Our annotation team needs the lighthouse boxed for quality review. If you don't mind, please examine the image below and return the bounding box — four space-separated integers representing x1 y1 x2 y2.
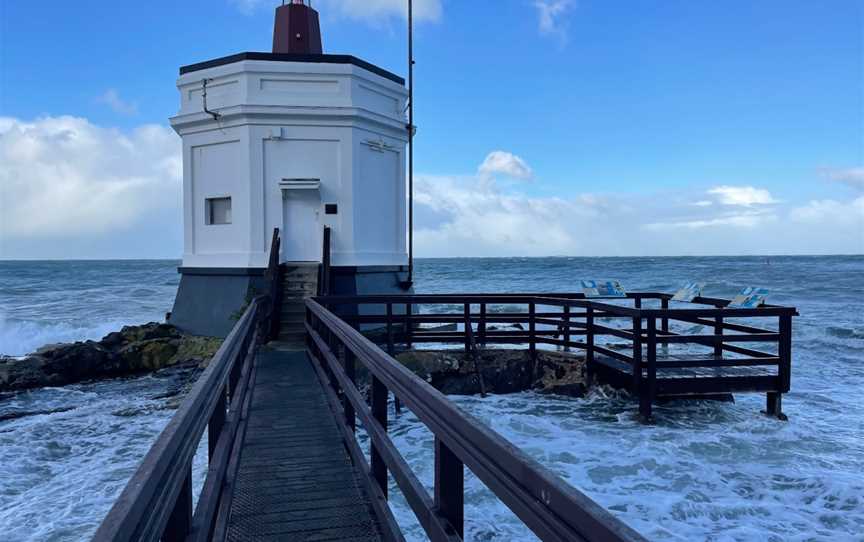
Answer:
168 1 411 337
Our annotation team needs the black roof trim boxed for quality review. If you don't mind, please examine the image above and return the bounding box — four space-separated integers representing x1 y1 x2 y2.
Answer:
179 52 405 85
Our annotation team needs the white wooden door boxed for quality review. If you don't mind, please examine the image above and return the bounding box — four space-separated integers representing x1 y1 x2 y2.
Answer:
282 190 321 262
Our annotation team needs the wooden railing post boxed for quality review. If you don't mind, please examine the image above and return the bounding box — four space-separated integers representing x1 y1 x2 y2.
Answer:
386 303 394 356
344 348 356 432
714 314 723 358
320 226 331 296
463 303 471 354
208 387 227 459
528 302 536 376
640 317 656 422
406 302 413 349
371 376 388 499
768 313 793 420
434 437 464 538
661 297 669 347
563 304 571 351
479 303 487 346
779 314 792 392
163 468 193 542
632 315 643 393
586 305 595 385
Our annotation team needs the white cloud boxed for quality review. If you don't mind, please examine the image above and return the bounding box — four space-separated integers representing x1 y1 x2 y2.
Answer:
644 210 774 231
232 0 442 22
0 116 180 241
414 161 863 257
229 0 264 15
790 197 864 225
534 0 574 42
707 185 778 206
478 150 533 181
821 167 864 191
97 89 138 116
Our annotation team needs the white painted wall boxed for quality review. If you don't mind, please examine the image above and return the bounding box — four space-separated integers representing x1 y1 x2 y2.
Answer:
171 60 408 268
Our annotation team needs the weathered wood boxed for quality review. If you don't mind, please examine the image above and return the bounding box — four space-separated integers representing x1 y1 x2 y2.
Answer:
307 325 453 541
529 302 537 377
371 375 389 499
163 469 192 542
386 303 394 356
307 299 648 542
208 387 227 460
640 318 657 422
94 301 261 542
779 314 792 392
435 437 464 538
344 348 357 432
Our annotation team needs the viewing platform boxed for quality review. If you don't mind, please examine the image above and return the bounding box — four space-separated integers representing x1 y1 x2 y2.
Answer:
323 291 797 420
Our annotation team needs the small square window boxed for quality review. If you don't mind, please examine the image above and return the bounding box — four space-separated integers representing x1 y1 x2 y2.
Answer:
206 197 232 225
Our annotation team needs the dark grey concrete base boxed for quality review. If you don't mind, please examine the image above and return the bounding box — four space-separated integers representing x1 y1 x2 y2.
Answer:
329 266 413 323
169 265 411 338
168 267 269 337
330 265 412 297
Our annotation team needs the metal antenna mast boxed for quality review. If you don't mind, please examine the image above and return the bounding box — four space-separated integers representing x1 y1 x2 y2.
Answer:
407 0 415 286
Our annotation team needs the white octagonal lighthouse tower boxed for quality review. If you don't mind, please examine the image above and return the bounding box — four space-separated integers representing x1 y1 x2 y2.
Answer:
169 1 411 336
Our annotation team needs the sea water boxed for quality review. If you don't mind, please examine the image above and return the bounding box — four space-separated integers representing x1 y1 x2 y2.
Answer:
1 256 862 540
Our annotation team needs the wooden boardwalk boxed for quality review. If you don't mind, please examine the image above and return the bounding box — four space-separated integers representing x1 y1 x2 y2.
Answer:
225 348 384 542
94 237 649 542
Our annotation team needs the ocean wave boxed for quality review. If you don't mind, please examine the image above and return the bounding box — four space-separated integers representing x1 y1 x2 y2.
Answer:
0 313 160 357
825 326 864 340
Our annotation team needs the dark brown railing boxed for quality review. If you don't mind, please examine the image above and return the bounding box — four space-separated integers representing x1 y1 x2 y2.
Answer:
313 293 797 420
305 298 649 542
93 231 283 542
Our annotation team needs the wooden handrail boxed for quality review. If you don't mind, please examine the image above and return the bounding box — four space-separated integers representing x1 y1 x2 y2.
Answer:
305 298 648 542
93 298 269 541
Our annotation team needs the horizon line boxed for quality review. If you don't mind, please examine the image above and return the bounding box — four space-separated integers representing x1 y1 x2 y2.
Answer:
0 253 861 263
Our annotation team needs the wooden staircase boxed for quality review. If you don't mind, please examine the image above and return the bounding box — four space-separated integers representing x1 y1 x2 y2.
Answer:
278 264 319 343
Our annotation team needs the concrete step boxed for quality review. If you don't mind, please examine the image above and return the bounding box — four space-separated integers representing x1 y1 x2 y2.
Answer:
282 274 317 281
279 312 305 323
280 321 305 332
282 286 317 294
279 333 306 344
282 278 317 285
282 290 316 299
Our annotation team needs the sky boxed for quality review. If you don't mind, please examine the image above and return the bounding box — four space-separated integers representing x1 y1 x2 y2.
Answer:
0 0 862 259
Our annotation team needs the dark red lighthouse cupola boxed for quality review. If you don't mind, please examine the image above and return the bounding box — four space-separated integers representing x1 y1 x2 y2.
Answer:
273 0 323 54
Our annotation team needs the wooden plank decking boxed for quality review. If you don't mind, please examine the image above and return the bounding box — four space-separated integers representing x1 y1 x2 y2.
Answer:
225 348 384 542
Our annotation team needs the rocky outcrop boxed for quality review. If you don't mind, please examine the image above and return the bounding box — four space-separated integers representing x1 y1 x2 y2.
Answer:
395 349 587 397
0 323 222 392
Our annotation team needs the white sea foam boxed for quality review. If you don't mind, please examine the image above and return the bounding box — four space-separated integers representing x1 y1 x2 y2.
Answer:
377 391 864 541
1 256 863 540
0 311 146 357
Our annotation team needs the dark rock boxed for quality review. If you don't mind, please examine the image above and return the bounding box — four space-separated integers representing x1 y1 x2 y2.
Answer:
0 323 222 393
395 349 587 397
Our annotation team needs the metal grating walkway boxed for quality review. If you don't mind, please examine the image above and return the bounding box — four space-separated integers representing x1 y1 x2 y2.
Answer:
226 349 383 542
